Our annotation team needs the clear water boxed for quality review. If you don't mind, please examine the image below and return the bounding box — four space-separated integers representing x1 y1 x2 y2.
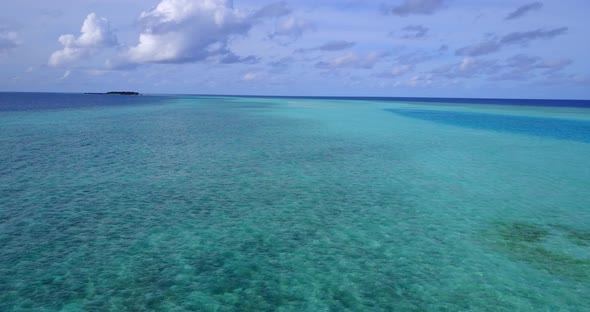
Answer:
1 93 589 311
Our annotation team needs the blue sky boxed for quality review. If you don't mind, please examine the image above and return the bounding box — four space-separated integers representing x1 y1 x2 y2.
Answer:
1 0 589 99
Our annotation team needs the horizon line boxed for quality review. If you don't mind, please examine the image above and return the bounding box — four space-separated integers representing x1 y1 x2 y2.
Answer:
1 91 590 102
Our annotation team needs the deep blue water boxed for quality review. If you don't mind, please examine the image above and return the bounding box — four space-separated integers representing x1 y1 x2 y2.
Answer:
0 92 169 112
386 109 590 143
193 94 590 108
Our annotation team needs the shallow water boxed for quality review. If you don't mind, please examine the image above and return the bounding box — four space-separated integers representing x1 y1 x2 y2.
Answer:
1 94 589 311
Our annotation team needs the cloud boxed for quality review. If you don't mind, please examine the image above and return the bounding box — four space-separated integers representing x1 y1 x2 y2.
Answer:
374 50 438 82
456 27 568 57
58 70 71 80
317 40 356 51
268 56 293 69
500 27 568 45
569 74 590 85
494 54 572 81
538 73 590 86
269 16 315 39
537 58 573 71
426 53 573 84
251 1 291 19
209 52 259 64
377 64 414 78
430 57 500 79
394 25 428 38
315 51 389 69
505 2 543 20
455 39 501 57
241 72 259 81
267 56 298 73
49 13 117 67
118 0 289 66
394 49 439 66
383 0 447 16
297 40 356 53
402 74 435 87
0 26 20 55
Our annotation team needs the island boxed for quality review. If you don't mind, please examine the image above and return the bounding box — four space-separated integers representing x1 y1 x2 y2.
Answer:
85 91 141 95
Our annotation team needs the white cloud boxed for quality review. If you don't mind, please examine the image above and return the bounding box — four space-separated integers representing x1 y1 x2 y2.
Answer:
118 0 289 66
49 13 117 67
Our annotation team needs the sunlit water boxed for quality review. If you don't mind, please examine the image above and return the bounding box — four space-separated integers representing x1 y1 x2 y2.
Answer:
1 93 589 311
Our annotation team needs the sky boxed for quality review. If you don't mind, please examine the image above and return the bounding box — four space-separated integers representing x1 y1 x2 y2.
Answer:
1 0 589 99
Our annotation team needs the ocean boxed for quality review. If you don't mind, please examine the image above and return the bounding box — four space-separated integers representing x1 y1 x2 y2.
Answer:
1 93 589 311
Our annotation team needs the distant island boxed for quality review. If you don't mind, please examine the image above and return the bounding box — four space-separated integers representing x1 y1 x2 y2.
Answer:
85 91 141 96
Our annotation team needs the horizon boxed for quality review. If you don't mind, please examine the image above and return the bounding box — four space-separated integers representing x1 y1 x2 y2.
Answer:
1 0 589 99
3 91 590 102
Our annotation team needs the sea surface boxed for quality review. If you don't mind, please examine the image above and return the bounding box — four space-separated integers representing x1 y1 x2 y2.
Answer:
1 93 589 311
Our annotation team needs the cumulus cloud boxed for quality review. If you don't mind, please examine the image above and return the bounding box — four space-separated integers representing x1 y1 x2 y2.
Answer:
315 51 389 69
49 13 117 67
505 2 543 20
269 16 315 39
117 0 289 66
383 0 447 16
0 26 20 55
456 27 568 57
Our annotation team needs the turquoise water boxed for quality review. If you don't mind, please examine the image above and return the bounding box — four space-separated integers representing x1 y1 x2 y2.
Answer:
1 94 589 311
